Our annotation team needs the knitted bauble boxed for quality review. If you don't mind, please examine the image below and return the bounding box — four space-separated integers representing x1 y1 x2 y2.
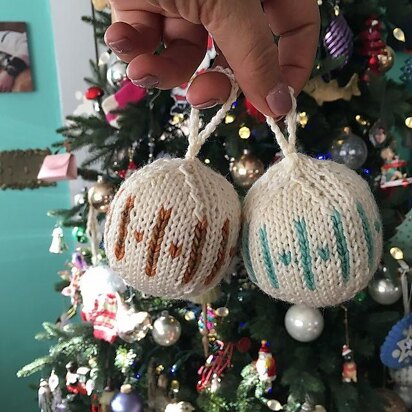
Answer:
242 97 382 307
104 68 241 299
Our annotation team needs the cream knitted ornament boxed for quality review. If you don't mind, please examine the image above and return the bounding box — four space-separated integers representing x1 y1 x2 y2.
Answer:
242 93 382 307
104 69 241 299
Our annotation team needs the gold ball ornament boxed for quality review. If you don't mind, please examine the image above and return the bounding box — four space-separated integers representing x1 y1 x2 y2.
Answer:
378 46 395 73
88 178 115 213
376 388 408 412
230 150 265 189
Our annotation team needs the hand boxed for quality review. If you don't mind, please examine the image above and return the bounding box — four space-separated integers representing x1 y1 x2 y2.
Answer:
105 0 320 116
0 71 15 92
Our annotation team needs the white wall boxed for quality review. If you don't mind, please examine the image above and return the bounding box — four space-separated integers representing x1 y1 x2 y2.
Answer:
49 0 96 117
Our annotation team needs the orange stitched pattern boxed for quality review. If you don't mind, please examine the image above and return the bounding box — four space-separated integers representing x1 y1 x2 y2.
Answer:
169 242 183 259
182 217 208 284
115 195 135 261
204 219 230 286
134 231 144 243
145 206 172 277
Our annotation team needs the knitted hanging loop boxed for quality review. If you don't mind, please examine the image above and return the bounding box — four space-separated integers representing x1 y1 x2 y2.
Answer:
242 94 382 307
104 68 241 300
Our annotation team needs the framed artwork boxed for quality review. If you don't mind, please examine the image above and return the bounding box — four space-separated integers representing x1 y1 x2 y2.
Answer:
0 22 33 93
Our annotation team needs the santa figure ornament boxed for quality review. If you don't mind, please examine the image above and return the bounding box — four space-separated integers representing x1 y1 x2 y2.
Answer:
256 340 277 388
342 345 357 383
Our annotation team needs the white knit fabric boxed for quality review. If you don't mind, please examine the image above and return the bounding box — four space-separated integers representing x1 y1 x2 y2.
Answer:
390 367 412 386
104 68 241 299
242 92 382 307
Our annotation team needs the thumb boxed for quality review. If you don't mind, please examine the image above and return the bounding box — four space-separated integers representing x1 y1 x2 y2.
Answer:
201 0 291 117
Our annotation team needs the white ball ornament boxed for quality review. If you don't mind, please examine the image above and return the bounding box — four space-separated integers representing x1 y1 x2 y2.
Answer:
284 304 324 342
242 98 382 307
152 311 181 346
105 69 241 300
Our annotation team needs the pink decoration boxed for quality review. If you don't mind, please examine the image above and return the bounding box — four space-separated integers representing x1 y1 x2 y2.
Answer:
37 153 77 182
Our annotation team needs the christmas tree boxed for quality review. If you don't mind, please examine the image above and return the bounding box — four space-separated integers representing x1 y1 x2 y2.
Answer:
18 1 412 412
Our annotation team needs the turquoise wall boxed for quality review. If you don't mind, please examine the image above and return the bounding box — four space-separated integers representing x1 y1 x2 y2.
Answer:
0 0 69 410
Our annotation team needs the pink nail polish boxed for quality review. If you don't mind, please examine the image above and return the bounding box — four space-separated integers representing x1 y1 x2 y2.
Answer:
108 39 132 54
266 83 292 116
131 76 159 88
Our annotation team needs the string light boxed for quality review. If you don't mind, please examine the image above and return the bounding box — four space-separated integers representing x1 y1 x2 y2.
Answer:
170 379 180 393
155 364 164 374
184 310 196 321
171 113 184 125
239 126 251 139
393 27 406 42
405 117 412 128
390 247 404 260
204 158 211 164
298 112 309 127
355 114 370 127
225 114 235 124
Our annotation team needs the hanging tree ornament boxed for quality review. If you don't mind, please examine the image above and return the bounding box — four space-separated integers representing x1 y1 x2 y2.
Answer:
368 265 402 305
284 305 324 342
400 58 412 86
330 127 368 169
255 340 277 391
110 384 144 412
88 177 115 214
369 119 388 147
242 93 382 307
107 54 128 88
230 149 265 189
341 307 358 383
104 68 241 300
49 226 68 254
165 401 195 412
85 86 104 100
377 46 395 73
152 311 182 346
323 10 353 67
116 300 152 343
72 226 88 244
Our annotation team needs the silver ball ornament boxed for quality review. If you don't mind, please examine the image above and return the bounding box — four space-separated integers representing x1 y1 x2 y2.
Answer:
88 178 115 213
285 304 324 342
368 271 402 305
330 129 368 169
230 150 264 189
394 384 412 409
152 311 181 346
107 57 128 88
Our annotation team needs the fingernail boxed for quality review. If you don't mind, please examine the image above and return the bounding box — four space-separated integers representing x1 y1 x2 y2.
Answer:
131 75 159 88
108 39 132 54
192 99 218 109
266 83 292 116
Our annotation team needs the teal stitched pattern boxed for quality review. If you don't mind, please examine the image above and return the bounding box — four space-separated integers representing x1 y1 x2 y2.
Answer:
294 218 316 291
317 246 330 262
331 210 350 282
242 224 258 284
374 220 381 233
357 202 374 268
259 225 279 289
279 251 292 266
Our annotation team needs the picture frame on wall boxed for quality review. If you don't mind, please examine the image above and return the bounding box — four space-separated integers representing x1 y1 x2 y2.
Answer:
0 22 33 92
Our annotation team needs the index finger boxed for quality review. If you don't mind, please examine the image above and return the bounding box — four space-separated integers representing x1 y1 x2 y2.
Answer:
263 0 320 93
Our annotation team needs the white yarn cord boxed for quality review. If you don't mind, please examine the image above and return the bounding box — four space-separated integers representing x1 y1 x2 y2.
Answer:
185 67 239 160
266 88 298 161
87 206 100 265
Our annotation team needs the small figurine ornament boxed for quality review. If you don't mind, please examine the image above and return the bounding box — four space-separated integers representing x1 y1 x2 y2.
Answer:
65 361 88 395
380 146 412 188
342 345 357 383
38 379 53 412
303 73 360 106
49 226 67 254
256 340 277 385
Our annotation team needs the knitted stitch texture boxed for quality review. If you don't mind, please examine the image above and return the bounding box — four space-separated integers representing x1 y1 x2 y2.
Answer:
105 67 241 299
242 93 382 307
